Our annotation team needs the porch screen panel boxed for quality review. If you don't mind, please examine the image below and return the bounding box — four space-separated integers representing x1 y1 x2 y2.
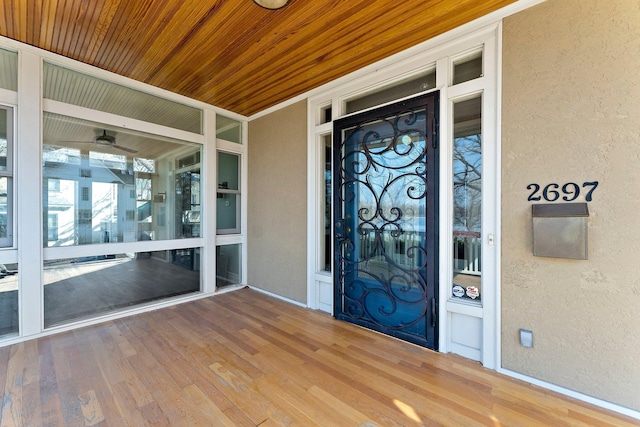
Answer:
44 249 200 328
43 113 202 246
43 62 202 134
0 49 17 91
42 111 204 328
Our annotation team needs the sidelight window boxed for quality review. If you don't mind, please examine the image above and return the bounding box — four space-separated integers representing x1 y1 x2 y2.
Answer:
320 134 332 272
451 95 482 303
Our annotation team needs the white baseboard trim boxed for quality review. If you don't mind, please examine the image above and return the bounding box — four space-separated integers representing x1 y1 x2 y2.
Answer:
248 286 308 308
499 368 640 421
214 284 246 294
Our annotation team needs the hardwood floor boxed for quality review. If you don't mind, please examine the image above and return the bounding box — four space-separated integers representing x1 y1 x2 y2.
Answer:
0 288 636 426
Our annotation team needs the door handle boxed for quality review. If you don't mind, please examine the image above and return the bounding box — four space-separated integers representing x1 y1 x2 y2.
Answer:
431 297 437 328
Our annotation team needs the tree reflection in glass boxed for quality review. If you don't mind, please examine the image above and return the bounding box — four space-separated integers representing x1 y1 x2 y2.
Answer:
452 96 482 302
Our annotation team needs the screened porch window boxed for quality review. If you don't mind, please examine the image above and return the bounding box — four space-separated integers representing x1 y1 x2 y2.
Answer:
42 113 202 247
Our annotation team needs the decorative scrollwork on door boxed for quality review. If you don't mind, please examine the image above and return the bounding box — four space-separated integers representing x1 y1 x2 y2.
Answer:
334 92 438 348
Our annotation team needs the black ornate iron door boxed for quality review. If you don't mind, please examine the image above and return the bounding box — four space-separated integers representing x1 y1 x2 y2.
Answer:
333 92 439 349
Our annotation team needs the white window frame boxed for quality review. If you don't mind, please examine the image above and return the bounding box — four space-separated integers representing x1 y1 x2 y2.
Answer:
0 38 250 345
214 130 249 289
307 24 501 369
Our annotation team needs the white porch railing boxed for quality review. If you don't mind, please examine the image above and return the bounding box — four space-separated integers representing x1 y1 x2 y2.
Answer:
356 228 482 275
358 228 421 270
453 234 481 275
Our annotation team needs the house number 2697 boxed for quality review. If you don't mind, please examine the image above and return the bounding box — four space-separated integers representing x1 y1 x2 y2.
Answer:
527 181 599 202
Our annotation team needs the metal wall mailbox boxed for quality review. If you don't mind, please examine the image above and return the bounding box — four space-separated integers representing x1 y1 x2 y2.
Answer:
532 203 589 260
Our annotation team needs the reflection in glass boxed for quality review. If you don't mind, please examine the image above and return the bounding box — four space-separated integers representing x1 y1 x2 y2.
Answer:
90 151 126 169
345 69 436 114
216 244 241 288
336 105 435 341
43 250 200 327
348 124 427 276
0 263 18 337
217 152 240 234
42 113 202 246
0 107 13 248
0 177 9 243
453 52 483 85
0 48 18 92
176 171 201 238
452 96 482 302
0 108 8 172
216 115 242 144
322 134 331 272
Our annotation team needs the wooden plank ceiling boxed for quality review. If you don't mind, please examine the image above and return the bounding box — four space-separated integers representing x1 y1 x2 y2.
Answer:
0 0 516 117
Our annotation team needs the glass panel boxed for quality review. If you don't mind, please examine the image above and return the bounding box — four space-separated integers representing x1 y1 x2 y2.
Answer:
43 146 81 164
320 105 332 124
217 152 240 234
0 49 18 91
0 263 18 337
0 107 13 248
0 108 9 172
216 115 242 144
453 52 483 85
216 244 241 288
43 250 200 327
335 93 439 347
217 152 239 190
175 171 200 238
452 96 482 303
43 63 202 134
90 151 126 169
0 178 8 245
134 157 155 173
321 134 331 272
43 112 202 246
216 194 239 231
345 69 436 114
136 177 152 201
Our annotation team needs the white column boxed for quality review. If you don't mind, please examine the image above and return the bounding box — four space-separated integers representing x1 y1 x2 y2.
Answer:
240 119 248 286
202 109 217 293
17 51 43 336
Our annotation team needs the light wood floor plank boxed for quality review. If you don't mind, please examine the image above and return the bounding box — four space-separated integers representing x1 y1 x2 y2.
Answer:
37 337 65 427
0 288 637 426
1 343 28 427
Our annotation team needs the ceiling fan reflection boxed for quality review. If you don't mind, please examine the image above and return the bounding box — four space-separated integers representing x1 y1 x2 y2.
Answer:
60 130 138 153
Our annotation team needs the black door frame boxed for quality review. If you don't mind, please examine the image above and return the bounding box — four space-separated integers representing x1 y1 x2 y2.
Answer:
333 91 439 349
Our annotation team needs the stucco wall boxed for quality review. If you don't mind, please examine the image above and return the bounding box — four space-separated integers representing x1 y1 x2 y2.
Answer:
502 0 640 411
247 100 307 303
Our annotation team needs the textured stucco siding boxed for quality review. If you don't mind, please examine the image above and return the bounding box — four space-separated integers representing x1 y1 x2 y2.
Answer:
502 0 640 411
247 100 308 304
